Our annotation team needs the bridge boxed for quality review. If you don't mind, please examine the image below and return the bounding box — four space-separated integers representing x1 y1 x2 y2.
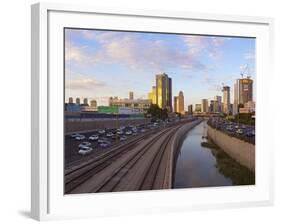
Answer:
64 119 201 194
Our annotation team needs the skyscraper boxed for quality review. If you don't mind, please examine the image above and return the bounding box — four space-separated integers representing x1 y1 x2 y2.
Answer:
214 95 222 112
174 96 179 113
90 99 97 108
156 73 172 111
188 104 193 115
178 91 184 114
83 98 88 105
148 86 157 104
76 97 80 105
209 100 215 113
129 91 134 100
69 97 73 104
202 99 209 113
223 86 230 114
234 77 253 105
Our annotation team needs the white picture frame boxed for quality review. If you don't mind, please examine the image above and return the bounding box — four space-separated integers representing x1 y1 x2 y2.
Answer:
31 2 274 221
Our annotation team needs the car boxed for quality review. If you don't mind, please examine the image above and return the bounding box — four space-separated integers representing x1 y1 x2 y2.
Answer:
79 142 91 148
98 129 105 134
132 132 137 136
106 132 113 137
120 136 127 141
140 129 146 133
75 135 85 141
117 131 123 135
132 128 138 133
125 131 132 135
98 137 108 143
78 146 93 155
246 130 255 137
111 135 119 140
89 135 99 141
100 142 110 148
236 129 244 134
70 133 80 138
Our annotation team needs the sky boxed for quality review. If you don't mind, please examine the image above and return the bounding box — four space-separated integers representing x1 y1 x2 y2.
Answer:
65 28 256 109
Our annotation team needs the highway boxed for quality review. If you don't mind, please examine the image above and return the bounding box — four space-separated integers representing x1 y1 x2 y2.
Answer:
64 119 200 194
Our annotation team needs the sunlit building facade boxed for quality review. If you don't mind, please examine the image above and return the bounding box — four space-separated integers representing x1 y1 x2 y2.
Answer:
156 73 172 111
223 86 230 114
234 77 253 105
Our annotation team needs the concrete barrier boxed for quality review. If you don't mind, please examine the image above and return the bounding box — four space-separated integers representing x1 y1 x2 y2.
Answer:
163 119 202 188
207 125 255 172
65 118 150 134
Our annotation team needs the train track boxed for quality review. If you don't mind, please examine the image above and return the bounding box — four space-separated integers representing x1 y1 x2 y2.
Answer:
65 120 196 194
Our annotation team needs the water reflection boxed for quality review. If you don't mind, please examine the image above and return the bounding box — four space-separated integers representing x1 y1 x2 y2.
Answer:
173 120 233 188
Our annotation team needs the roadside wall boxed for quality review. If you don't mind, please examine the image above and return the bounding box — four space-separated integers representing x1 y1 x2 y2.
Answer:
65 118 150 134
207 125 255 172
163 119 202 189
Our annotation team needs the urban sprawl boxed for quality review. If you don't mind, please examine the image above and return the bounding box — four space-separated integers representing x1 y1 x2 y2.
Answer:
65 72 255 119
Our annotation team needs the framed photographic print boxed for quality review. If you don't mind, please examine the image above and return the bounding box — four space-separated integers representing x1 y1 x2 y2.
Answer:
31 2 274 221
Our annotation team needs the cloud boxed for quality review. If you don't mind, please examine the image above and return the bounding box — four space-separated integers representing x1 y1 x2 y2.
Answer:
183 35 229 61
65 78 105 90
244 52 255 60
65 41 85 62
65 30 216 72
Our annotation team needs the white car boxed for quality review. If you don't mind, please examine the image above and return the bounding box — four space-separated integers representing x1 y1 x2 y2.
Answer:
106 132 113 137
120 136 127 141
117 131 123 135
78 146 93 155
236 129 243 134
98 130 105 134
125 131 132 135
99 142 110 148
79 142 91 148
70 133 80 138
75 135 85 141
89 135 99 141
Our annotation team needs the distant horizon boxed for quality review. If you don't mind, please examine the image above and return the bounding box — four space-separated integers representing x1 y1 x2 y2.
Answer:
65 28 256 110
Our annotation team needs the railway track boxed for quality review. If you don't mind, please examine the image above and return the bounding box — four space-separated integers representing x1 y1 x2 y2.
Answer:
65 120 197 194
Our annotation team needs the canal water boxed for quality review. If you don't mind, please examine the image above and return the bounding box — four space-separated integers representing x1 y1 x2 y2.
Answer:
173 120 233 189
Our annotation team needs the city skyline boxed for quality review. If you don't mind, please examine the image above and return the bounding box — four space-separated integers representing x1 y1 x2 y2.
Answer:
65 28 256 108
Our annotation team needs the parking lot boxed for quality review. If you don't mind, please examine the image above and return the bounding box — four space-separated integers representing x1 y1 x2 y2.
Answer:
64 120 169 167
207 117 255 144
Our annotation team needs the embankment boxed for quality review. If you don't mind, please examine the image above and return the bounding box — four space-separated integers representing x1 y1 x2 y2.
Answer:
163 119 203 188
207 125 255 172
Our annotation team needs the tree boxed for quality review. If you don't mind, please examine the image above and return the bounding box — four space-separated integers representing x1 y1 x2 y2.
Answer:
147 104 168 120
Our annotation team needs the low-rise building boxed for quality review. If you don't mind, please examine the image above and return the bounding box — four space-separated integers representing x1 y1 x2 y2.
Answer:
108 97 151 113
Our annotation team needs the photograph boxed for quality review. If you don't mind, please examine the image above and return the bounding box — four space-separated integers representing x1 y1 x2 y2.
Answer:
64 28 256 194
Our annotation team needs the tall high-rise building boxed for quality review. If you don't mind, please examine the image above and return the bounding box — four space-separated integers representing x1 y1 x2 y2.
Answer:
209 100 215 113
214 95 222 112
152 86 156 104
178 91 184 114
174 96 179 113
90 99 97 108
129 91 134 100
202 99 208 113
83 98 88 105
223 86 230 114
69 97 73 104
188 104 193 115
148 86 157 104
156 73 172 111
168 78 172 111
234 77 253 105
76 97 80 105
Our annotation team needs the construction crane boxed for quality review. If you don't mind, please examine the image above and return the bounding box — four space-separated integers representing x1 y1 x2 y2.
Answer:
240 64 251 79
